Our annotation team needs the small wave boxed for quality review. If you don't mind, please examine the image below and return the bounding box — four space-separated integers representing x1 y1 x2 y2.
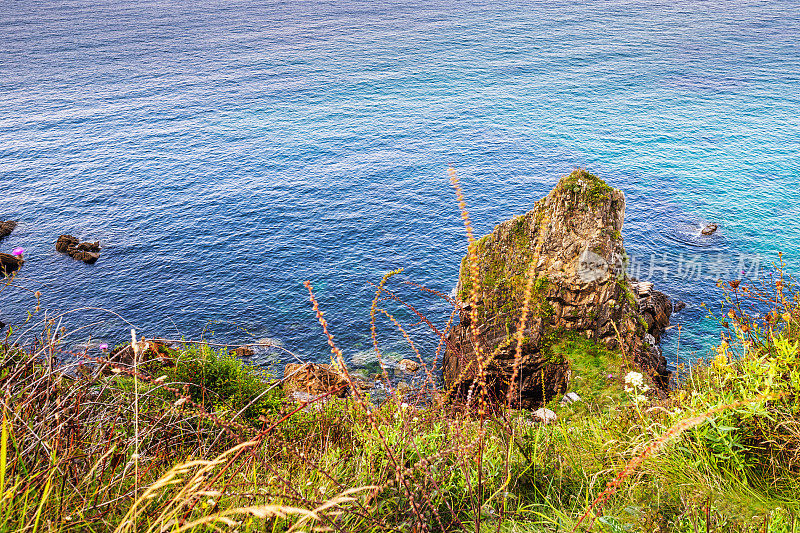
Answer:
660 220 724 251
350 348 378 366
254 336 284 349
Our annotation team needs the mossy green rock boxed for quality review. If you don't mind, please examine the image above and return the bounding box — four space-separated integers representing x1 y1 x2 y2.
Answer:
443 170 670 408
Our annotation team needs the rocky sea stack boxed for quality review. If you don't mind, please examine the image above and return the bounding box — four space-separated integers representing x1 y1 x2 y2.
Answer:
443 170 672 409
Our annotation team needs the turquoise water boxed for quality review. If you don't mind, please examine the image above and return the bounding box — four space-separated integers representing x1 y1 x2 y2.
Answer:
1 0 799 370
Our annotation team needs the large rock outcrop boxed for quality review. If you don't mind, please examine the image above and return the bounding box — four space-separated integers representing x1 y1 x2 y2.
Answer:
443 170 670 409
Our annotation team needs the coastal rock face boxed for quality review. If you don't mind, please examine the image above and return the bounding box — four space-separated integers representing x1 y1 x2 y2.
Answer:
443 170 670 409
0 221 17 240
56 235 101 264
0 253 23 276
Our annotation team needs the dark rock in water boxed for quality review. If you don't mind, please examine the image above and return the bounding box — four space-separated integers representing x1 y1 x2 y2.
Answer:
55 235 78 253
72 250 100 264
0 253 23 276
0 221 17 240
234 346 254 358
673 300 687 312
56 235 101 264
76 241 101 252
443 169 672 409
701 223 718 236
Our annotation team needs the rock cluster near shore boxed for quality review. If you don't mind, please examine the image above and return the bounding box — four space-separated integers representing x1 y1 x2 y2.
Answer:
56 234 101 264
0 221 22 275
443 170 672 409
1 222 104 276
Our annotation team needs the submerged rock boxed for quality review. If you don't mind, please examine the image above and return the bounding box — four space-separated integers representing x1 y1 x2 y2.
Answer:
0 221 17 240
443 170 671 409
233 346 255 358
395 381 411 395
0 253 23 276
397 358 420 373
56 235 101 264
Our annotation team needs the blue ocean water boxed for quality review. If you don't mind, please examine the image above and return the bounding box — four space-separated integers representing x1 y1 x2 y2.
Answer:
1 0 799 372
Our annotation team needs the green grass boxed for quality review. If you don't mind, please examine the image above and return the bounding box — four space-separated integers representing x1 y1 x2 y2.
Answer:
549 334 629 414
158 344 283 423
557 169 614 207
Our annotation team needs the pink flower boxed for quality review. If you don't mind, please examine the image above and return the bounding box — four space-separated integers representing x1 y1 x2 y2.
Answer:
11 247 24 257
99 343 108 350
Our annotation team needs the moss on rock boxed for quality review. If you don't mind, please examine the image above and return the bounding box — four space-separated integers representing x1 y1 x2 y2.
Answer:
556 169 614 207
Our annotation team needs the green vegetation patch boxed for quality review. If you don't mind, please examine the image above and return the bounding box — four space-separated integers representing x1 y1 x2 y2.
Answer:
144 343 283 423
557 169 614 206
536 330 628 418
559 335 627 408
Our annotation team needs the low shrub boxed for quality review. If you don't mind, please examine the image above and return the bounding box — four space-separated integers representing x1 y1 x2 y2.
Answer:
153 343 283 424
